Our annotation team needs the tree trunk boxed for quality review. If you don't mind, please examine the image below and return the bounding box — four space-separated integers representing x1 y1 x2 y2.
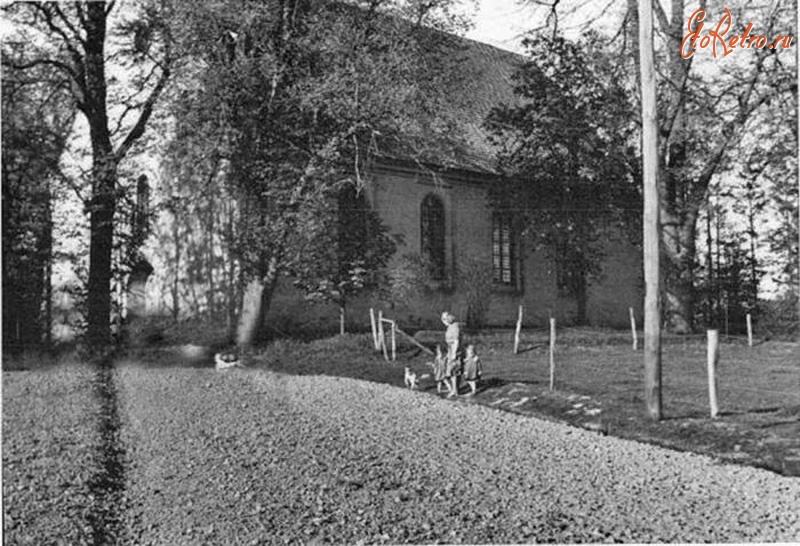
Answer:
42 178 54 349
207 194 216 317
661 212 697 333
172 211 181 321
705 207 714 326
237 258 279 349
575 273 588 325
226 201 238 341
84 2 116 348
86 159 116 347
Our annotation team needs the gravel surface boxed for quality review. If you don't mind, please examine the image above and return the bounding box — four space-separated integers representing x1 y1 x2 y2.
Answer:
3 362 102 545
115 363 800 545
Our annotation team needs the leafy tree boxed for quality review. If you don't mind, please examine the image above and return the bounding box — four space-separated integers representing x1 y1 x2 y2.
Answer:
170 0 474 348
1 56 75 352
456 255 494 329
519 0 796 333
485 34 640 324
2 0 173 348
382 253 438 310
640 0 794 332
292 185 396 335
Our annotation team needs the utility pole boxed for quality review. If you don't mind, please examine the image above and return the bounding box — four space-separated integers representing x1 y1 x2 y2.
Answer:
638 0 662 420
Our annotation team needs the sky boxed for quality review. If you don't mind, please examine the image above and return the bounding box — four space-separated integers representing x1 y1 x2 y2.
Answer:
465 0 621 52
466 0 536 53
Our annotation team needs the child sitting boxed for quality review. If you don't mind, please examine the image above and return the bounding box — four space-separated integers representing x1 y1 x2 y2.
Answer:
462 344 482 396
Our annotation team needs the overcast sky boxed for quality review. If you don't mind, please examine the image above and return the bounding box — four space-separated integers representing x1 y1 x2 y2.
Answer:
466 0 534 53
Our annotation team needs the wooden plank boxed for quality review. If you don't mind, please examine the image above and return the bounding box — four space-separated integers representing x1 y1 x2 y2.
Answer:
514 305 523 354
396 327 435 356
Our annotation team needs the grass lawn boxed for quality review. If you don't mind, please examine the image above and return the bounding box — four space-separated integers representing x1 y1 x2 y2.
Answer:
253 329 800 475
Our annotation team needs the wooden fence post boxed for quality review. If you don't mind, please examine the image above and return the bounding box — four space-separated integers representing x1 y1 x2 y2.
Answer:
369 308 378 350
630 307 638 351
746 313 753 347
391 321 396 361
514 305 523 354
378 311 388 361
549 317 556 391
707 329 720 418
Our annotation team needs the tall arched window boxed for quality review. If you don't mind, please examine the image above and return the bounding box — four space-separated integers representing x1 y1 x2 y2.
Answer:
492 213 516 286
420 194 446 280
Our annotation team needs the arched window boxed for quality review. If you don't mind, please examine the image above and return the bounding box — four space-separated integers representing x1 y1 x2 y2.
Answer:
492 213 516 285
420 194 446 280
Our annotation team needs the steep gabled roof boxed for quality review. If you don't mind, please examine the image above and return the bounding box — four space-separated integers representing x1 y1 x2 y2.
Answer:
445 38 522 174
372 29 524 176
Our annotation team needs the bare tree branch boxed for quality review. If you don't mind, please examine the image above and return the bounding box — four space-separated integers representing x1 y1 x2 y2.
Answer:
114 61 171 161
52 3 85 46
3 57 76 79
653 0 669 32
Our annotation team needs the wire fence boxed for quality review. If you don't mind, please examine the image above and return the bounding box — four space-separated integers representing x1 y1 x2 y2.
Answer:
385 322 800 416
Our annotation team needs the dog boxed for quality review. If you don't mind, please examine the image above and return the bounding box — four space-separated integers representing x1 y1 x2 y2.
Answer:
404 367 419 389
214 352 243 370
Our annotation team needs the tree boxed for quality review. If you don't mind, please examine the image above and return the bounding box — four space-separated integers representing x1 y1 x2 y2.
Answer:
1 53 75 352
485 34 640 324
644 0 795 332
292 184 396 335
517 0 797 333
3 1 172 348
170 0 474 349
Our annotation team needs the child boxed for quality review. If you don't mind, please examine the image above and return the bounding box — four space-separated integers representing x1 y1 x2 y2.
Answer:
462 344 482 396
430 345 447 394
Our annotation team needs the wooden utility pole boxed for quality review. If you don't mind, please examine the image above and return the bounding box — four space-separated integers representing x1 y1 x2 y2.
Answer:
638 0 662 420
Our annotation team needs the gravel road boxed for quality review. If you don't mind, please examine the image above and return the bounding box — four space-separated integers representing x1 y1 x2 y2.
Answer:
114 362 800 545
3 364 102 545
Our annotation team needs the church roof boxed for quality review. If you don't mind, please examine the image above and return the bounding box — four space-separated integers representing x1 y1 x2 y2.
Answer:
374 32 524 176
442 39 522 174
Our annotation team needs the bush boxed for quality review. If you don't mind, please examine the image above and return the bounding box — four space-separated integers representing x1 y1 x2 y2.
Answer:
758 294 799 339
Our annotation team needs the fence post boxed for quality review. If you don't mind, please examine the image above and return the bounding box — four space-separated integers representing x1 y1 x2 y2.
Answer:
378 311 388 361
514 305 523 354
549 317 556 391
391 321 396 361
629 307 638 351
707 329 720 418
746 313 753 347
369 308 378 350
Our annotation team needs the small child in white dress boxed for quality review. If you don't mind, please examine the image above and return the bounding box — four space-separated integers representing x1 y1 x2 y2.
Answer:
429 344 448 394
461 344 481 396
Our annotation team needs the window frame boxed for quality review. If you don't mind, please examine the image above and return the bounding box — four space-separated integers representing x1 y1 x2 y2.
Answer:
492 212 518 288
420 193 446 280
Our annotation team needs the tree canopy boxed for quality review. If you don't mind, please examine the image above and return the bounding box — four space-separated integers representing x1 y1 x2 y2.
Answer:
165 0 474 345
486 33 640 323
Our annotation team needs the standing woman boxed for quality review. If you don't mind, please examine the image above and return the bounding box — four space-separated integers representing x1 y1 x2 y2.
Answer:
441 311 462 397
